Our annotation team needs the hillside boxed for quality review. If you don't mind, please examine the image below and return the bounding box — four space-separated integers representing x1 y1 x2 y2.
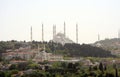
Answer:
93 38 120 55
0 40 115 58
47 42 115 57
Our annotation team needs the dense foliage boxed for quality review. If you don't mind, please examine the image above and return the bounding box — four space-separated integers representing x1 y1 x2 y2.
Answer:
47 42 115 57
0 61 119 77
63 43 115 57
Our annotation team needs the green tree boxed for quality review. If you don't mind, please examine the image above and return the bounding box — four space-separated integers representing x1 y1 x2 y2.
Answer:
99 62 104 72
0 71 5 77
9 64 17 70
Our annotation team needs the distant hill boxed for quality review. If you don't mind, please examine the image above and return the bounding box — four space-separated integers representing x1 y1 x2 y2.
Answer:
93 38 120 55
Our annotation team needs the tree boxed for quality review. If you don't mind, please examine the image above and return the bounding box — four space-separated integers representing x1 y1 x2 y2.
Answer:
99 62 104 72
115 68 118 77
0 71 5 77
9 64 17 70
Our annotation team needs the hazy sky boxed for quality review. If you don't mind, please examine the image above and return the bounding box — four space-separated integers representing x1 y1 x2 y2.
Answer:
0 0 120 44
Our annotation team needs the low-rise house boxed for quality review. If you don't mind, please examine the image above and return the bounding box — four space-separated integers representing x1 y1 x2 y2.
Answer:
10 60 27 64
23 69 35 75
83 59 93 66
2 51 35 60
49 54 63 61
33 50 63 62
3 46 63 62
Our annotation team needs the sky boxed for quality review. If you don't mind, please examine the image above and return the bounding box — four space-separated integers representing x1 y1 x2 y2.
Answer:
0 0 120 44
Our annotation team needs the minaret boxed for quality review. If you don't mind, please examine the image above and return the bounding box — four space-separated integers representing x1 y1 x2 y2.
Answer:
31 26 32 42
41 23 47 61
98 34 100 41
64 22 66 37
53 25 56 39
118 29 120 38
76 24 78 43
42 23 44 42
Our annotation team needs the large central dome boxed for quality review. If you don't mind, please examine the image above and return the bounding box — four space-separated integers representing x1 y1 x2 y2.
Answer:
52 33 74 45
